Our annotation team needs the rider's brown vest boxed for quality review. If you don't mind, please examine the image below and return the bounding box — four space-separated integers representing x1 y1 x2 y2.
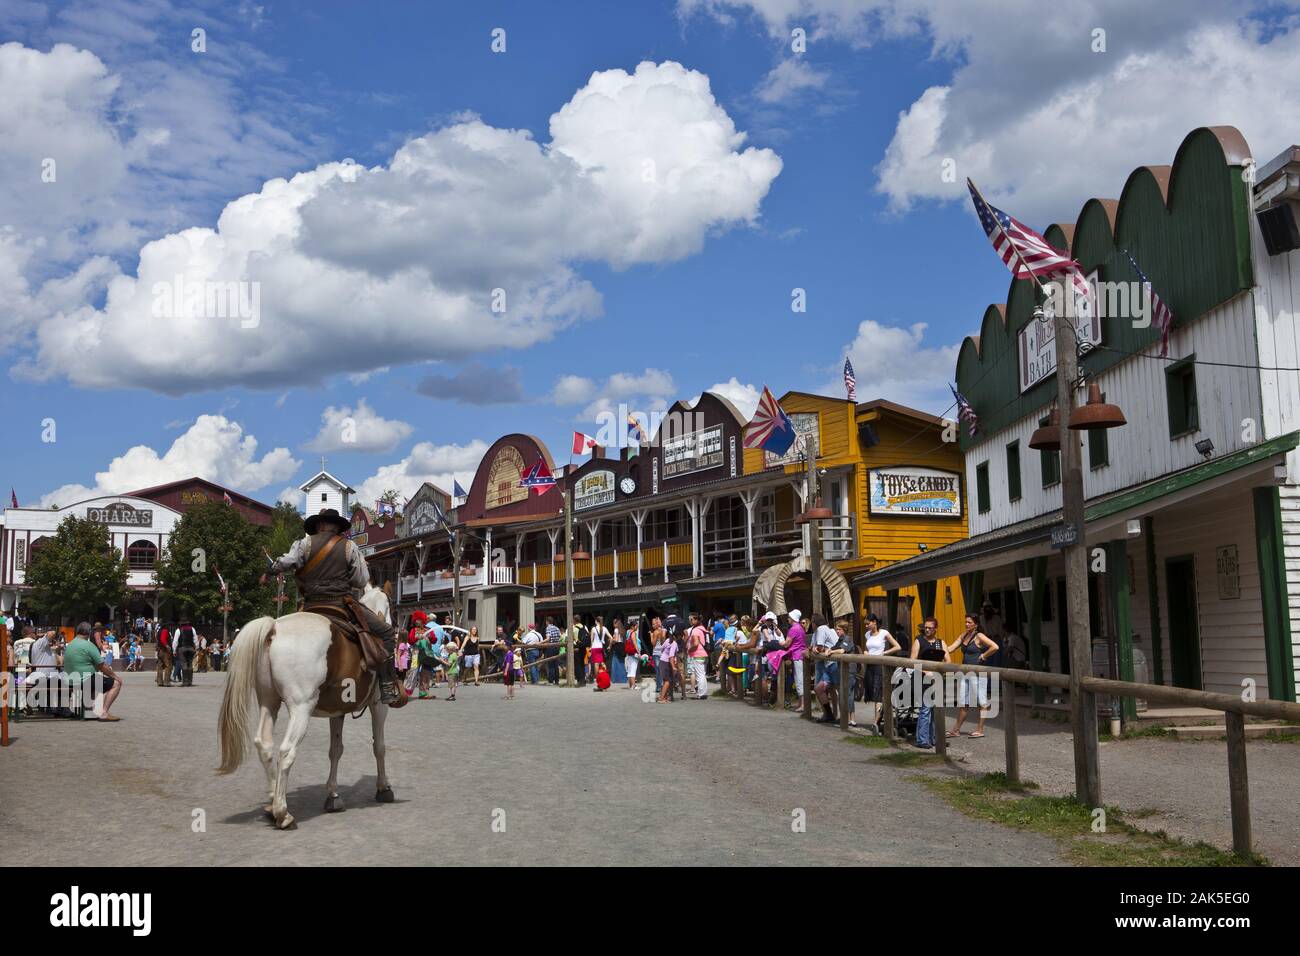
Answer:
295 531 352 601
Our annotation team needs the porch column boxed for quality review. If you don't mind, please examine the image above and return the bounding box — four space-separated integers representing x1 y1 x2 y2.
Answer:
1254 487 1297 702
739 489 758 573
631 510 647 586
483 530 492 587
1015 556 1049 704
699 496 714 575
916 581 938 620
1104 541 1137 722
791 479 809 558
958 570 985 617
885 588 899 635
685 499 701 576
514 533 522 585
546 527 560 595
1143 517 1164 685
613 547 619 589
586 520 600 590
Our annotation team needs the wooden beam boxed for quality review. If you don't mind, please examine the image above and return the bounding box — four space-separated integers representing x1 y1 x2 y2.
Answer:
1253 487 1297 702
1225 711 1252 859
1106 540 1137 723
1143 516 1164 686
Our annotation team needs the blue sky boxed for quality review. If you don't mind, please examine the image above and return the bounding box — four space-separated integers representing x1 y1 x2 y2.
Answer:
4 0 1299 510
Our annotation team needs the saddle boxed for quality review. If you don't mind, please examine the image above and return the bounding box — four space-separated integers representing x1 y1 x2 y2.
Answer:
302 598 388 671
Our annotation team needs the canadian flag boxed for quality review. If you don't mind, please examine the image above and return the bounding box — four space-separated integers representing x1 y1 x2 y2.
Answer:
571 431 598 455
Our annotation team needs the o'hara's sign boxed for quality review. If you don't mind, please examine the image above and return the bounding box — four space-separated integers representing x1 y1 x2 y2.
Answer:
574 470 615 511
85 503 153 527
662 424 723 478
1017 282 1102 393
868 467 962 518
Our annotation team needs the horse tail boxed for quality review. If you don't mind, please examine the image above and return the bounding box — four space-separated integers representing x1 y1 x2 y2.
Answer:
217 617 274 774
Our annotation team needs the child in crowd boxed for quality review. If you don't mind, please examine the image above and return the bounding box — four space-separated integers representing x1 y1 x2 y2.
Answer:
502 642 517 700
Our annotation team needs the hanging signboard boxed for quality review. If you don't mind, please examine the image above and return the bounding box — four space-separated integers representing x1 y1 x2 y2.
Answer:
867 467 962 517
407 500 443 537
662 424 724 478
765 413 819 467
485 446 528 510
1017 274 1103 393
574 470 616 511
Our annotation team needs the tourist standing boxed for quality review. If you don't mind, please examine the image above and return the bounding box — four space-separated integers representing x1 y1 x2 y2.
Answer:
910 617 949 749
686 613 709 700
655 625 679 703
173 619 198 686
811 613 841 723
608 618 627 684
590 616 610 677
624 618 640 688
502 642 517 700
444 639 460 702
947 614 999 739
417 629 439 699
544 617 562 684
155 622 173 687
463 625 482 686
862 614 901 731
523 623 543 684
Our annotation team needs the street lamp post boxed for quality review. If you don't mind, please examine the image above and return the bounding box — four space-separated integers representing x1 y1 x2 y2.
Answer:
797 434 832 721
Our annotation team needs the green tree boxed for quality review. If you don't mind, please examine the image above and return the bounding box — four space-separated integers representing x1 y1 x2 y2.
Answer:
265 502 306 610
155 500 271 623
24 516 129 623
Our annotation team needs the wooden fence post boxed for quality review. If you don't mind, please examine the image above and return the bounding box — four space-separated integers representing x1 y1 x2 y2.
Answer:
933 671 947 757
882 665 894 741
839 656 850 731
776 660 786 711
1003 676 1019 785
1225 711 1252 859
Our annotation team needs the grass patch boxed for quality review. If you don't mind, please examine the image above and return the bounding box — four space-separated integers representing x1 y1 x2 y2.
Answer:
1258 730 1300 744
874 750 947 767
915 773 1266 867
841 733 890 749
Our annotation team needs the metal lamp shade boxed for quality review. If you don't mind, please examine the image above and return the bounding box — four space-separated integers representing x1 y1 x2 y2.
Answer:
1028 406 1062 451
1068 383 1127 431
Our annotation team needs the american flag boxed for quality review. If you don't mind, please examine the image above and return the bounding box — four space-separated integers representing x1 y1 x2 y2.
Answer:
743 385 796 455
1122 249 1173 358
950 384 979 437
519 458 556 494
843 357 857 402
968 179 1091 302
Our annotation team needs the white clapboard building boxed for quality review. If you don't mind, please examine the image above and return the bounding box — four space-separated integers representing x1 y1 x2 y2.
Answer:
857 127 1299 704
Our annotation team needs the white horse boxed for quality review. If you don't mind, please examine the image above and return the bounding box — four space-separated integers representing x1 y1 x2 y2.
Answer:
218 584 396 829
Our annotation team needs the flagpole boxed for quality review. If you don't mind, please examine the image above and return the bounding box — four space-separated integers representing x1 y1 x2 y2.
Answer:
968 176 1100 806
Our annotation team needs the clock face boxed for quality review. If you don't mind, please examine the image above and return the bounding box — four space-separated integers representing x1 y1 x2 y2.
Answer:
619 476 637 495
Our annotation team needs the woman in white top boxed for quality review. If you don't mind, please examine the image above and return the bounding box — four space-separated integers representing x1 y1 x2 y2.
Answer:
862 614 901 730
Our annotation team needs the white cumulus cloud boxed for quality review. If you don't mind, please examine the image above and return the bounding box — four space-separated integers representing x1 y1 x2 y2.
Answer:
17 60 781 394
353 439 490 508
302 398 413 455
39 414 300 508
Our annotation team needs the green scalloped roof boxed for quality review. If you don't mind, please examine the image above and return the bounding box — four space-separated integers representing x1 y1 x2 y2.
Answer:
955 126 1255 448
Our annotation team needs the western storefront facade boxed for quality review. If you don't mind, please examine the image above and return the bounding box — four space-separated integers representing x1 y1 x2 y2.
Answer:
855 127 1300 706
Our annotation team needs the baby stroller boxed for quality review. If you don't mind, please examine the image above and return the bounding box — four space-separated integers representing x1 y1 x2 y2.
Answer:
877 667 919 739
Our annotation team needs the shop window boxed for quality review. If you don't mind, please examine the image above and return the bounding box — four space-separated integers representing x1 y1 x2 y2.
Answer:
1165 355 1199 438
128 540 158 570
1088 426 1109 470
1039 416 1061 488
976 462 990 514
1006 441 1021 502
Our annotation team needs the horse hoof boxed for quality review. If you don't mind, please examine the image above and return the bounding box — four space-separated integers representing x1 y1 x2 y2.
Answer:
324 795 345 813
276 814 297 830
375 787 395 803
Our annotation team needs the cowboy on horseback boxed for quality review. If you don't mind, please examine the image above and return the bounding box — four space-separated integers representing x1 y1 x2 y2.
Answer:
260 508 407 709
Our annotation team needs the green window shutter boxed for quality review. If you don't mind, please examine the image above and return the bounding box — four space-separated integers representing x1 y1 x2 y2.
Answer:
1006 441 1021 501
976 461 990 514
1038 416 1060 487
1088 418 1110 469
1165 355 1199 438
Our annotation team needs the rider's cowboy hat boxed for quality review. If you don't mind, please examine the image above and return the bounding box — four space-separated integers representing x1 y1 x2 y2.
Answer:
304 508 351 535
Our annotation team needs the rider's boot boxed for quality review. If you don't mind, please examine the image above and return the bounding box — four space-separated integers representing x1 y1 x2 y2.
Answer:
378 637 407 708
